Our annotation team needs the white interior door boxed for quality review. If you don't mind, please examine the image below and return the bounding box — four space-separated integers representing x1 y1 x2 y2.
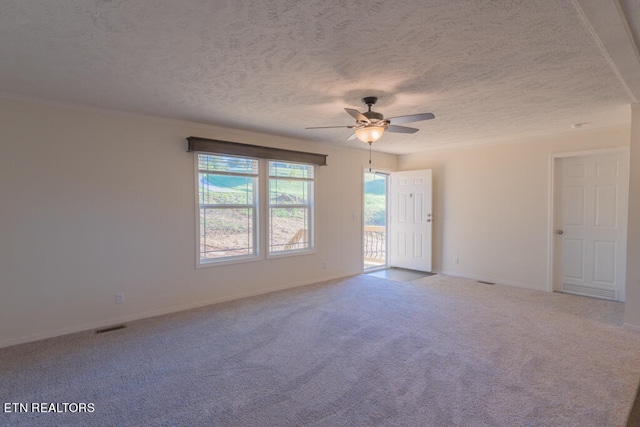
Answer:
553 152 628 301
389 169 433 272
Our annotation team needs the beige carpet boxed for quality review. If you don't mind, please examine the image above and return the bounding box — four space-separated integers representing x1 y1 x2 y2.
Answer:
2 274 640 426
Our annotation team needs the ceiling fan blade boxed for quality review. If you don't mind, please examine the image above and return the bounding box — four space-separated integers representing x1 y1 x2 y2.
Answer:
345 108 369 123
346 133 357 141
387 113 435 125
386 125 419 134
306 125 356 129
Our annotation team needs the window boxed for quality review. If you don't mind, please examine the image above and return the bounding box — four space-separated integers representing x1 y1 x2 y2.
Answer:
196 154 315 265
197 154 258 263
268 161 314 254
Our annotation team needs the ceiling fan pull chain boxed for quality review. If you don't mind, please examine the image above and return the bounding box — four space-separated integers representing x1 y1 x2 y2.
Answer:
368 142 373 172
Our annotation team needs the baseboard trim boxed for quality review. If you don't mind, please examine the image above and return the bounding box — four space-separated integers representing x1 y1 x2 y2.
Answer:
437 271 547 292
0 272 355 349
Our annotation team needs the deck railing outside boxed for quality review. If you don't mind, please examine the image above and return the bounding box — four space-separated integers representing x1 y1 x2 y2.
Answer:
364 225 386 266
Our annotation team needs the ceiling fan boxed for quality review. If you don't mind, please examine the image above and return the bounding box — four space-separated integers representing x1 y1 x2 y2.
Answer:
306 96 435 144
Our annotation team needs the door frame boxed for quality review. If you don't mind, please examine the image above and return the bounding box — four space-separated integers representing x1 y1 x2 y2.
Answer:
362 167 390 272
547 147 630 294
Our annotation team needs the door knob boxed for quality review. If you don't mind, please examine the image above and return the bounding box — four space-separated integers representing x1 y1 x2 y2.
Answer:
556 229 564 235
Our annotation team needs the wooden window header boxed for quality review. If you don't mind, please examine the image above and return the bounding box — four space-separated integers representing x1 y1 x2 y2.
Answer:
187 136 328 166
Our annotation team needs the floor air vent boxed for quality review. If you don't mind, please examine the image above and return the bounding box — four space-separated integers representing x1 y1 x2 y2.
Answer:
95 324 127 334
562 283 616 300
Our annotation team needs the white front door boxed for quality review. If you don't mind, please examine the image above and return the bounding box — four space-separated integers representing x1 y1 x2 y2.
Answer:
553 151 628 301
389 169 433 272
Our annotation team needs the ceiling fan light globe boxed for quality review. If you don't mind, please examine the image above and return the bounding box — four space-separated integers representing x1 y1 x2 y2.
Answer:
355 126 385 143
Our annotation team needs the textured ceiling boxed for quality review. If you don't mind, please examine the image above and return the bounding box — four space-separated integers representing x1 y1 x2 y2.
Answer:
0 0 639 154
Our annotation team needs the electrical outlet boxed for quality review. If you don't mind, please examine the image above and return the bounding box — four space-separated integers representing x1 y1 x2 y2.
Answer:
322 262 327 270
116 292 124 304
455 257 460 265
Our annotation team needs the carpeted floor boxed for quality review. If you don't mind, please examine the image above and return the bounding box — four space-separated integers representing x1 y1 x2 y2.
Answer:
1 274 640 426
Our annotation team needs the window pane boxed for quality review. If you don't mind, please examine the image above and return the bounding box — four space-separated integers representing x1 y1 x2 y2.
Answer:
199 173 254 205
269 208 309 252
269 179 309 205
269 162 314 179
197 153 259 264
200 208 254 260
267 160 314 255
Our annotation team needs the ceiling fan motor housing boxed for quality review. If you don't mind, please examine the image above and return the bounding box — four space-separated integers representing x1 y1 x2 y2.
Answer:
363 111 385 122
361 97 384 123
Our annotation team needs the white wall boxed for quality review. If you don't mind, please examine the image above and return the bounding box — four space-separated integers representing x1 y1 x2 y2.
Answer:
0 97 397 347
398 128 630 290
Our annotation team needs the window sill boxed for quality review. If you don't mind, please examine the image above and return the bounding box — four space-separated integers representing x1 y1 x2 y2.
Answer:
266 248 317 260
196 255 262 269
